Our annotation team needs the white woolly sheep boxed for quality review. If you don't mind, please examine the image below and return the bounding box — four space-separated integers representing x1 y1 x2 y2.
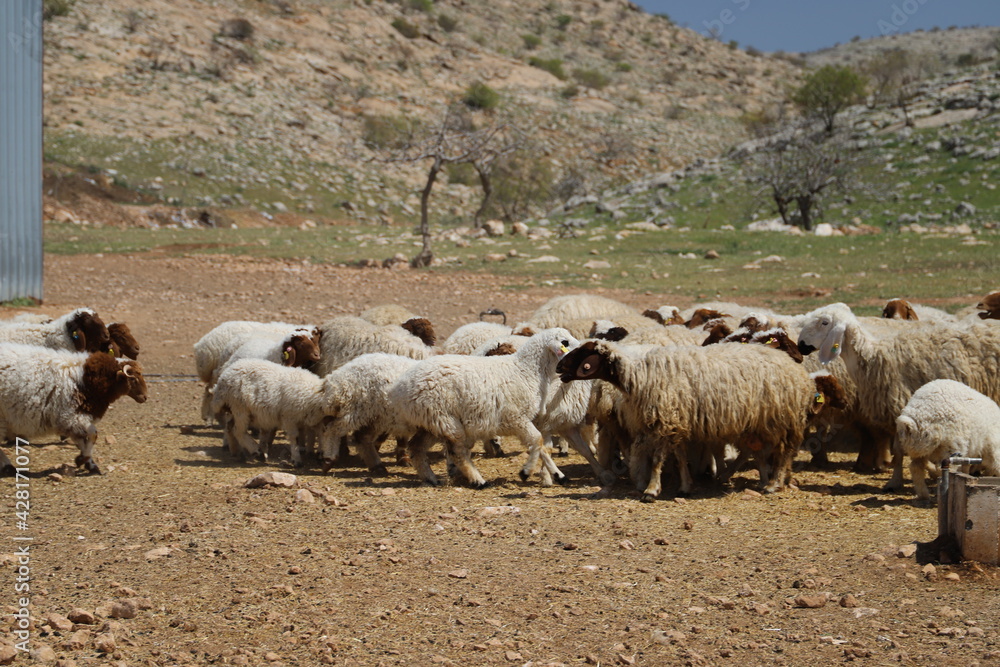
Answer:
0 307 111 354
527 294 636 329
314 316 436 376
1 313 52 325
390 329 580 489
796 302 1000 491
211 360 328 466
557 339 817 499
0 345 146 473
896 379 1000 500
442 321 515 355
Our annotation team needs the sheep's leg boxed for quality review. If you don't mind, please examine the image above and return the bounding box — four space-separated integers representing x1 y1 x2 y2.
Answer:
640 443 669 502
763 442 795 494
483 437 506 458
564 427 616 487
674 443 694 497
394 435 412 467
445 438 488 489
231 412 261 462
519 437 545 482
259 429 277 462
201 386 215 425
884 450 905 491
536 440 568 486
285 425 304 468
354 427 388 476
910 456 932 500
630 437 652 494
72 426 101 474
552 435 570 457
406 430 439 486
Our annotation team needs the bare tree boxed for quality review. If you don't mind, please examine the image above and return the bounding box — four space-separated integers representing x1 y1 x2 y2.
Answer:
745 128 871 231
379 107 524 267
864 48 935 127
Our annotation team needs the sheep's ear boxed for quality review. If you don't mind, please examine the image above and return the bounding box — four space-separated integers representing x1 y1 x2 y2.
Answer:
905 304 918 321
896 414 916 438
283 346 296 366
598 326 628 342
641 309 664 324
818 320 847 365
70 328 87 352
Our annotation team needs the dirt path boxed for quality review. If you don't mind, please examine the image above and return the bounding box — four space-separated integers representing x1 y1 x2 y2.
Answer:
1 254 996 666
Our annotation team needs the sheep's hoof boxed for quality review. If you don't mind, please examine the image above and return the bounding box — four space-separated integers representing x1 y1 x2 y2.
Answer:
882 480 903 492
674 490 691 499
518 469 530 482
554 472 570 486
423 479 440 488
369 464 389 477
590 486 613 500
471 480 490 490
640 493 657 503
762 484 781 494
321 458 336 473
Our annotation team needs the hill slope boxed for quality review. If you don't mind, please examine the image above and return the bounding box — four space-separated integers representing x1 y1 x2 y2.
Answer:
42 0 798 225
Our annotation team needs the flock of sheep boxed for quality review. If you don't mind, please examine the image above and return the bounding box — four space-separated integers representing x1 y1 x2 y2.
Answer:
188 291 1000 501
0 309 144 473
3 290 999 503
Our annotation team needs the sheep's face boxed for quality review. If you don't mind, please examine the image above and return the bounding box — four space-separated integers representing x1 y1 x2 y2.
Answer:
977 291 1000 320
285 334 321 370
589 320 629 342
753 329 803 363
797 304 851 365
108 322 140 359
69 309 111 353
685 309 729 329
402 318 436 347
120 363 148 404
541 329 579 362
557 341 617 387
642 307 683 326
484 342 517 357
701 322 732 346
739 314 769 333
810 373 848 414
882 298 918 321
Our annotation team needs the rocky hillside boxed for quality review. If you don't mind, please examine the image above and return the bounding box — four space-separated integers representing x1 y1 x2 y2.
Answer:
42 0 799 226
803 26 999 69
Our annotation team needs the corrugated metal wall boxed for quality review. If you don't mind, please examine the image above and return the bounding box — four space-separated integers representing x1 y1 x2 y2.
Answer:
0 0 44 303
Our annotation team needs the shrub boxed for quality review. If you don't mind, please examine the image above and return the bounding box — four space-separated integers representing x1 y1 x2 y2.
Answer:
615 62 632 73
956 52 979 67
391 18 420 39
728 40 738 50
407 0 433 12
746 45 762 57
528 56 567 80
43 0 73 20
560 84 579 98
555 14 572 30
437 13 458 32
521 33 541 50
486 154 556 221
573 68 610 90
445 163 477 186
362 115 420 150
463 82 500 110
219 18 255 41
791 64 868 133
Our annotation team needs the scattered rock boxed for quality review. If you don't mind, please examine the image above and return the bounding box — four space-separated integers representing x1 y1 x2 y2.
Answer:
527 255 560 263
448 569 468 579
29 645 57 663
64 629 91 650
897 544 917 558
483 253 507 263
482 220 505 237
294 488 315 504
67 608 96 625
651 628 685 644
46 612 74 631
923 563 938 580
944 572 960 582
48 472 64 483
793 594 828 609
511 222 529 236
144 546 172 560
704 249 720 259
245 472 297 488
582 259 611 270
0 643 14 666
840 594 859 608
109 599 139 619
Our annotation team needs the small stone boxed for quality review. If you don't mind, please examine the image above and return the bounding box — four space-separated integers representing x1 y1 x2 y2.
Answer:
144 546 171 560
897 544 917 558
264 651 281 662
30 645 57 663
944 572 960 582
863 553 886 563
794 594 828 609
504 650 523 661
651 628 685 644
716 515 731 526
48 473 64 482
46 612 74 631
682 521 694 531
448 569 468 579
0 642 14 666
582 259 612 270
840 594 859 608
245 472 297 488
294 489 315 503
619 540 635 550
704 249 720 259
750 602 771 615
923 563 937 580
64 630 91 650
109 599 138 619
483 253 506 263
742 489 762 498
653 537 669 545
67 608 96 625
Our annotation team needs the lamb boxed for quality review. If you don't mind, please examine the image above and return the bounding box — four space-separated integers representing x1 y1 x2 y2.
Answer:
211 360 328 466
0 307 111 353
108 322 140 359
314 316 435 376
896 379 1000 500
442 321 515 355
390 329 580 489
317 353 421 473
193 320 320 421
527 294 637 329
557 339 817 499
359 305 437 346
0 345 146 473
796 302 1000 491
641 306 684 326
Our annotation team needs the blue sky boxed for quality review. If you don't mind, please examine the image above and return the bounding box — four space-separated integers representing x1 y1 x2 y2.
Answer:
634 1 1000 53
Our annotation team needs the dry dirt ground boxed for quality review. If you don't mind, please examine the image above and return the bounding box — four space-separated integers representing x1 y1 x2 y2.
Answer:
2 253 999 667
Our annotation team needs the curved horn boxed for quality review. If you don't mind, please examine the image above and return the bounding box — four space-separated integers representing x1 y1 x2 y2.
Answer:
122 364 135 378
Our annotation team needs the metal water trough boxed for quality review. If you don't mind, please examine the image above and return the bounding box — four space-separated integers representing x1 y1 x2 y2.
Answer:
938 456 1000 565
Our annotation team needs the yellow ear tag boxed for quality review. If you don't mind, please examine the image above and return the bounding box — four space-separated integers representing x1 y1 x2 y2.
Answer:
560 345 569 354
832 343 840 351
283 350 290 360
815 392 824 404
767 338 776 345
